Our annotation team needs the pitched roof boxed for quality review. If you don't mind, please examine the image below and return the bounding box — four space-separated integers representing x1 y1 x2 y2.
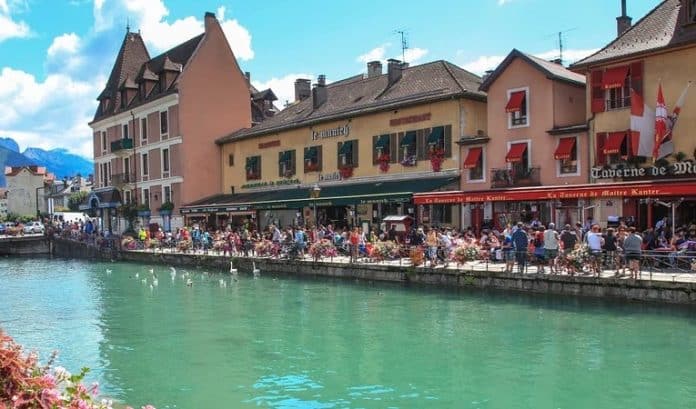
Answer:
216 60 485 144
479 49 585 92
572 0 696 68
93 32 204 122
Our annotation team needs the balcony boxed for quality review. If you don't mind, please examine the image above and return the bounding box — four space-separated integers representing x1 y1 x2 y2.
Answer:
111 172 136 188
490 167 541 188
110 138 134 157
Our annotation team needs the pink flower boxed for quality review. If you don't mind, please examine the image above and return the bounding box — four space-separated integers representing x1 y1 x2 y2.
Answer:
89 381 100 396
40 388 61 405
41 373 57 388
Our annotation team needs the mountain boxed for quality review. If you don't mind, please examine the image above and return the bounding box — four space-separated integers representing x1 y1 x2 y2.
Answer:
0 146 36 186
0 137 20 152
21 148 93 180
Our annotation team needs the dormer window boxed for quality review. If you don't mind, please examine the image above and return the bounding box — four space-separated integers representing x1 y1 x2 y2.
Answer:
506 88 529 128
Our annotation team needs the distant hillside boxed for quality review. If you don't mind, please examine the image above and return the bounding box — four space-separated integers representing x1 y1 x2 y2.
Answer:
0 137 20 152
0 146 36 186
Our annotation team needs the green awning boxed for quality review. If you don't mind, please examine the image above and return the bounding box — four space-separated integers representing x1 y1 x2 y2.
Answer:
179 176 459 213
400 131 416 147
304 146 318 160
374 134 390 149
279 151 292 162
338 141 353 155
427 126 444 145
245 156 258 168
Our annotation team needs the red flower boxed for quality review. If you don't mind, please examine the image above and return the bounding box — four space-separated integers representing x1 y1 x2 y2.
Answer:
339 166 353 179
377 153 390 173
429 147 445 172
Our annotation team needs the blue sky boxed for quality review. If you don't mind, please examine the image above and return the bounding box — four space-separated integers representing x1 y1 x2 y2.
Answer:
0 0 659 158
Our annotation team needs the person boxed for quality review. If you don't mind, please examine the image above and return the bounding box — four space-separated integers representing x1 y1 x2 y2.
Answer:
387 224 398 242
349 227 360 263
501 233 514 273
439 229 453 267
511 222 529 274
603 227 618 270
294 227 306 257
543 223 559 274
586 224 605 277
655 216 668 231
560 224 577 256
622 227 643 279
426 228 439 267
271 224 282 243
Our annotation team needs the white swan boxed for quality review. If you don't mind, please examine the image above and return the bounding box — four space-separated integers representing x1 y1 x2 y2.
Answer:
152 278 158 287
148 268 154 275
135 272 139 279
105 269 112 275
229 260 238 275
186 278 193 287
149 284 154 291
170 266 176 274
219 279 227 288
252 261 260 279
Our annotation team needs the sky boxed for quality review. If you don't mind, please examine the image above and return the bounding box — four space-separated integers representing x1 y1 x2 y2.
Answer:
0 0 660 159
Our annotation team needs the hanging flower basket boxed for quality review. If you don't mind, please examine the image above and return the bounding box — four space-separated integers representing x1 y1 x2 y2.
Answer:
339 166 354 179
401 155 417 167
377 153 390 173
305 161 320 172
429 147 445 172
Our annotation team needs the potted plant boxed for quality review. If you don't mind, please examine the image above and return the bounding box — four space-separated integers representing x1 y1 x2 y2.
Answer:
428 147 445 172
377 152 390 173
158 201 174 216
674 151 687 162
136 203 151 218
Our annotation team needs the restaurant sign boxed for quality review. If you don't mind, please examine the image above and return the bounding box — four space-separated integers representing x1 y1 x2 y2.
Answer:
311 125 350 141
241 178 301 189
591 161 696 179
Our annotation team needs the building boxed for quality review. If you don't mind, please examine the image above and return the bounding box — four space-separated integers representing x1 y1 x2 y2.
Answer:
88 11 254 232
569 0 696 229
182 59 487 230
0 189 7 220
415 49 588 231
47 175 93 213
4 166 54 218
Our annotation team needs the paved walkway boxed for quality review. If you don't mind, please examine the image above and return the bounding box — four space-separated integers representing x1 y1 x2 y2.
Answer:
131 247 696 284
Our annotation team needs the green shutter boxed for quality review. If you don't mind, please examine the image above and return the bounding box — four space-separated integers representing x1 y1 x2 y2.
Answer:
351 140 359 168
372 135 378 165
389 133 397 163
278 151 284 177
290 150 296 175
444 125 452 158
317 145 323 171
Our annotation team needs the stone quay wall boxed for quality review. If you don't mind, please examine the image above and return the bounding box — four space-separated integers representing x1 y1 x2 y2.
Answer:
51 238 696 305
0 236 51 256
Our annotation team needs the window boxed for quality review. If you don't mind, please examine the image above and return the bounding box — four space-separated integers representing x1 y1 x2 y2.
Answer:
107 162 112 183
245 155 261 180
555 137 579 176
123 123 129 139
124 157 131 181
124 190 132 204
143 188 150 207
595 132 633 166
163 186 171 204
304 146 322 172
399 131 417 165
228 153 234 167
372 134 392 165
464 147 484 181
142 152 149 177
506 141 530 175
278 150 296 177
141 117 147 141
337 140 358 168
606 75 630 110
160 110 168 135
506 88 529 128
162 148 170 176
101 131 107 153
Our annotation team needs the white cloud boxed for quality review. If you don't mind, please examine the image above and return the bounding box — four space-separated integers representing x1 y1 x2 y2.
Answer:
0 0 30 42
460 55 506 75
404 47 428 64
47 33 81 57
252 73 315 108
459 48 599 75
357 43 429 67
534 48 599 63
357 43 389 63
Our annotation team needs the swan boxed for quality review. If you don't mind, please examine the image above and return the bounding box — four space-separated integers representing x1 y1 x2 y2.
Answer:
152 278 158 287
105 269 112 275
219 279 227 287
229 261 238 275
186 278 193 287
170 266 176 274
252 261 260 279
148 268 154 275
135 272 139 279
149 284 154 291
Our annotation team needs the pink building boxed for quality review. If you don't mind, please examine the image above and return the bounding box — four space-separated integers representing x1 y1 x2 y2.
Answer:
88 11 257 231
416 49 588 231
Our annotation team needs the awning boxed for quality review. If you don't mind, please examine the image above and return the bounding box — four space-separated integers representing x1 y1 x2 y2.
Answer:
400 131 416 147
463 147 482 169
505 91 526 113
374 134 390 149
554 137 576 160
505 143 527 163
427 126 444 145
602 132 626 154
304 146 318 160
602 66 629 89
279 151 292 162
78 187 122 210
338 141 353 155
245 156 258 168
180 176 458 213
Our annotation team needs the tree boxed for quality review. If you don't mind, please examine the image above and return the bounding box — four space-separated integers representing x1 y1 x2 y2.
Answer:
67 191 88 211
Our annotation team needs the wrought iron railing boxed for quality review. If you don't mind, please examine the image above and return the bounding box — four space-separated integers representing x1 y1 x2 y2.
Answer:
490 167 541 188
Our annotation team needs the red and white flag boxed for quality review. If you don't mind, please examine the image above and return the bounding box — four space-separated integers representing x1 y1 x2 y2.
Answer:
653 83 668 161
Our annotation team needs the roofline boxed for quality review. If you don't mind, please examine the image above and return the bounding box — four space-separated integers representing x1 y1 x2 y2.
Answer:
570 40 696 71
479 49 585 92
216 91 486 145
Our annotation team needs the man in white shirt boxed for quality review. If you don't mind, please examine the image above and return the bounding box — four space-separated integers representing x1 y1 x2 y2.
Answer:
586 224 605 276
543 223 560 274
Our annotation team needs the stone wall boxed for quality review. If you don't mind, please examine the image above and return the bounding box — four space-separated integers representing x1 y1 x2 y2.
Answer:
0 236 51 256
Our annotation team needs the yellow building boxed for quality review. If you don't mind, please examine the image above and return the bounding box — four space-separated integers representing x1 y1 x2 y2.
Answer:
571 0 696 229
181 59 487 230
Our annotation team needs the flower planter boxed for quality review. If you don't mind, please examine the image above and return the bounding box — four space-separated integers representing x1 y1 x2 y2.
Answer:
158 209 172 216
137 210 151 218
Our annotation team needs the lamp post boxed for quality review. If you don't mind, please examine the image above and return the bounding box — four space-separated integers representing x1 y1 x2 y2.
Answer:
309 184 321 227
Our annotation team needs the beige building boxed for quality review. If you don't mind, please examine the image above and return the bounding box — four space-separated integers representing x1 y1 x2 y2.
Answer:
183 59 487 230
4 166 54 218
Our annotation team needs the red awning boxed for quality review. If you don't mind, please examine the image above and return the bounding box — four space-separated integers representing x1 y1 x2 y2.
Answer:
554 138 576 160
602 66 629 89
463 147 482 169
602 132 626 154
505 143 527 163
505 91 526 113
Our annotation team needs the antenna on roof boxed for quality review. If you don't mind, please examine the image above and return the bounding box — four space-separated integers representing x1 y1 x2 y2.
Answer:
395 29 409 63
555 28 577 65
126 17 130 33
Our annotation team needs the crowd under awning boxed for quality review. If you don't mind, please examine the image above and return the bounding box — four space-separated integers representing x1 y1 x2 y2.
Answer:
180 176 458 214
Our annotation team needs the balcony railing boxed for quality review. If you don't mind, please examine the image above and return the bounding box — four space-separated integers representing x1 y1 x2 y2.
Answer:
111 172 136 187
490 167 541 188
110 138 134 153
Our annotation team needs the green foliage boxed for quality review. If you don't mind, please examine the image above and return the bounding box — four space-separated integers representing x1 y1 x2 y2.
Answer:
136 203 151 212
674 151 687 162
67 191 89 211
158 201 174 211
119 203 139 231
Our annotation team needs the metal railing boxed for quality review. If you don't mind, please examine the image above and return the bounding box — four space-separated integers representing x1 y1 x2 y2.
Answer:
490 167 541 188
111 172 136 187
110 138 134 153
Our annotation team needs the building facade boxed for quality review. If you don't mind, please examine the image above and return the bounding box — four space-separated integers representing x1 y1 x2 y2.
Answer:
183 60 487 231
4 166 54 218
415 49 588 231
89 11 253 232
570 0 696 229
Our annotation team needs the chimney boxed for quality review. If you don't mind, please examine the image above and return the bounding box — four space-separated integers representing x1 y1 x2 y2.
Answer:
204 11 217 31
294 79 311 101
616 0 632 37
312 75 327 109
367 60 382 78
387 59 404 86
549 58 563 65
244 71 250 87
482 70 494 82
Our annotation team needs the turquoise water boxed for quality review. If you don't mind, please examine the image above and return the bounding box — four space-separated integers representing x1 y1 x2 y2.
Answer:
1 257 696 408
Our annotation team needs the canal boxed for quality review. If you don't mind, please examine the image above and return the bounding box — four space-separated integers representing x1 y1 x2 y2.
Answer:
1 257 695 408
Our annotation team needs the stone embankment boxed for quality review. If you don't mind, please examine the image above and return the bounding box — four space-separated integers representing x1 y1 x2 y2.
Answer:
0 235 51 256
51 238 696 305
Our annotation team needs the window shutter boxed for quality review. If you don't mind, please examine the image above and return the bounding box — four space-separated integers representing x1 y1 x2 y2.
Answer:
228 153 234 167
417 129 427 160
278 151 283 177
444 125 452 158
337 141 343 169
291 150 296 175
352 140 359 168
317 146 323 171
372 135 379 165
596 132 607 166
397 132 405 163
591 70 605 113
390 133 398 163
630 61 643 99
258 156 262 179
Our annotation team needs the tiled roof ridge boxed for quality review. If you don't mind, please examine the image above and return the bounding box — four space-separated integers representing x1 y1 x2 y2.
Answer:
522 52 586 83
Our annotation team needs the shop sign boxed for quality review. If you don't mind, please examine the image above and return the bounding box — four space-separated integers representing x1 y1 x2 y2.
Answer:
311 125 350 141
389 113 431 126
319 172 342 182
590 161 696 179
258 140 280 149
241 178 301 189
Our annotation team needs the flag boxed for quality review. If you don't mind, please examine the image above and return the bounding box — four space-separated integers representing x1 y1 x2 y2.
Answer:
653 83 668 161
659 82 691 160
630 88 655 158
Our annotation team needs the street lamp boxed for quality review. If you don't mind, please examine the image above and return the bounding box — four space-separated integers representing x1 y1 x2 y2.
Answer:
309 183 321 227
